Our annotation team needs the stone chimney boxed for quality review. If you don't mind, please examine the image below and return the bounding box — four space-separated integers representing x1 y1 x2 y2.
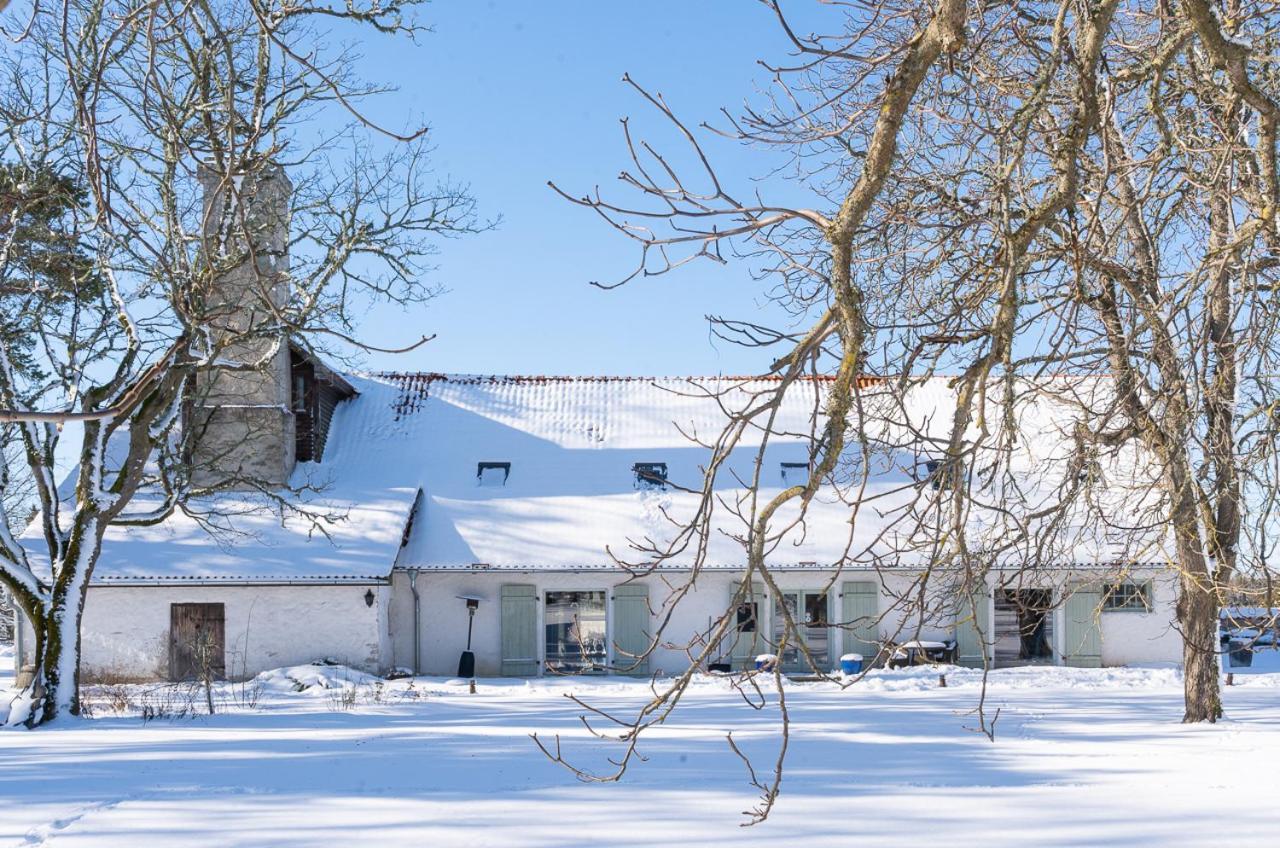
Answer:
188 163 296 489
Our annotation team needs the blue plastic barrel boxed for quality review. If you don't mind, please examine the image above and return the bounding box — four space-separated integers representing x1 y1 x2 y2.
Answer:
840 653 864 675
755 654 778 671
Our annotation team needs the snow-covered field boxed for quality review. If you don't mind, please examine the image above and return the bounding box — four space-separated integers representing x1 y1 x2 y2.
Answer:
2 664 1278 847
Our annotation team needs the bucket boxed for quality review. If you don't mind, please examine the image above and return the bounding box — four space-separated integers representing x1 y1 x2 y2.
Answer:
755 653 778 671
840 653 864 675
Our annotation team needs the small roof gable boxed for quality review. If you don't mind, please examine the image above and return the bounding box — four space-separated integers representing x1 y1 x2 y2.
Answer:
289 341 358 399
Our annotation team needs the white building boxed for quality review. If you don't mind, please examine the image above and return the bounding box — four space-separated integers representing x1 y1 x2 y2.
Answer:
15 370 1183 682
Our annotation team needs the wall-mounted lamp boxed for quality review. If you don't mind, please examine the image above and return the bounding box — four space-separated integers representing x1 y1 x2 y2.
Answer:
364 589 376 608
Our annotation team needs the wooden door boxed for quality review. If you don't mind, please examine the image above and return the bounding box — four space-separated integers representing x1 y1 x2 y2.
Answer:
1063 586 1103 667
841 582 879 663
169 603 226 681
956 586 992 668
729 582 765 671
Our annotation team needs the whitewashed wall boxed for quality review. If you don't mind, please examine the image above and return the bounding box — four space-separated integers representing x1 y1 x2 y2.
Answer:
1098 575 1182 665
6 567 1182 682
390 567 1183 676
64 583 391 681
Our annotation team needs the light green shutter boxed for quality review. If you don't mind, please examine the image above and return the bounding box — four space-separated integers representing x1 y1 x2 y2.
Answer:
611 583 651 676
730 581 766 670
841 582 879 663
956 584 992 668
1063 585 1103 668
500 584 539 676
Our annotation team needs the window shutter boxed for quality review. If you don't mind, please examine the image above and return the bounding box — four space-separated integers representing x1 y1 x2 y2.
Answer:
729 581 766 670
500 584 539 676
1063 585 1103 667
611 583 651 676
955 585 992 668
841 582 879 663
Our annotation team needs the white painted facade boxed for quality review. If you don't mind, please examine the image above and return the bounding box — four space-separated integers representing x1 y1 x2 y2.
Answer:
17 583 391 681
388 567 1182 678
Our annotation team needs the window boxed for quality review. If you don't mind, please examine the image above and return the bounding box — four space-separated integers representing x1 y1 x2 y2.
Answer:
920 458 964 491
804 592 829 626
780 461 809 485
544 590 607 673
1103 581 1152 612
477 461 511 487
736 601 758 633
633 462 668 490
291 374 308 412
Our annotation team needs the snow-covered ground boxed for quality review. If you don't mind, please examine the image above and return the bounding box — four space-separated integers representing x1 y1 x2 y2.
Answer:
2 665 1278 846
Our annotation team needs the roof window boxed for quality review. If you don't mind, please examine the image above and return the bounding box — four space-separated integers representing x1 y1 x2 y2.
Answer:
633 462 668 490
920 458 965 491
780 462 810 485
477 462 511 487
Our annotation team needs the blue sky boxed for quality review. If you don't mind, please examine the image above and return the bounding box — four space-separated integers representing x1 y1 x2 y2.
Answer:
349 1 826 377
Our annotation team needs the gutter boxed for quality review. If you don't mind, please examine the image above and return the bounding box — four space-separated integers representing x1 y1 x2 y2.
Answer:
89 577 391 588
409 570 422 675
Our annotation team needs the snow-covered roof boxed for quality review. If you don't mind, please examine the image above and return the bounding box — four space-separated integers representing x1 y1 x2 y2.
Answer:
20 376 417 583
388 373 858 570
382 373 1147 572
23 371 1155 583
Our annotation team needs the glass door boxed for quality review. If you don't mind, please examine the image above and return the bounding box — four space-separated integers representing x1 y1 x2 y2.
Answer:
544 590 607 674
773 591 830 672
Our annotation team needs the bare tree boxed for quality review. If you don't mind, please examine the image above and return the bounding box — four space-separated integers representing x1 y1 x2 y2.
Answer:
0 0 483 726
543 0 1280 822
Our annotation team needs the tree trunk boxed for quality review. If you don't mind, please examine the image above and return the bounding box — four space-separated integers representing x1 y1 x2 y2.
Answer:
5 525 99 727
1178 573 1223 723
35 591 85 723
5 592 84 727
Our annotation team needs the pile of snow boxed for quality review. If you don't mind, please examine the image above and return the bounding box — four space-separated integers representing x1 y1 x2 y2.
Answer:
253 661 383 694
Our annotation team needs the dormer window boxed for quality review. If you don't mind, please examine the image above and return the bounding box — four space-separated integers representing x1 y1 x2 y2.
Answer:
920 458 964 491
633 462 667 490
477 462 511 487
780 462 809 485
923 459 942 488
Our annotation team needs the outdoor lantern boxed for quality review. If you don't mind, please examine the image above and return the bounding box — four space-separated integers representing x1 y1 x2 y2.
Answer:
456 595 483 679
364 589 375 608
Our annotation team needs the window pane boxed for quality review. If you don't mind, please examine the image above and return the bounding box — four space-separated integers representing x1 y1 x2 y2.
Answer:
736 602 757 633
544 591 607 673
805 593 828 626
1104 582 1150 610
